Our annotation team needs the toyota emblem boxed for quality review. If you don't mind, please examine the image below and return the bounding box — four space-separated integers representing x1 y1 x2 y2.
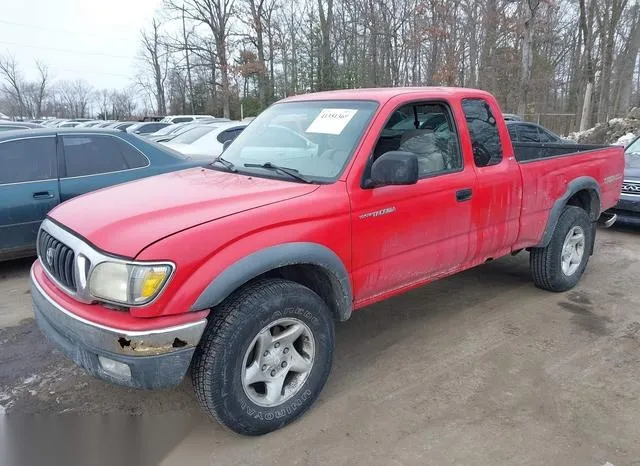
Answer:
46 247 54 266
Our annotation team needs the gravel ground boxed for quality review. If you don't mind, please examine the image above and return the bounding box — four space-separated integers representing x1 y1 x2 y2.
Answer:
1 226 639 466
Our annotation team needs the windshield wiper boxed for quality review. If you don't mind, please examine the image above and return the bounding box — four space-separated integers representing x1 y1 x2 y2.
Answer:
244 162 312 183
211 155 237 172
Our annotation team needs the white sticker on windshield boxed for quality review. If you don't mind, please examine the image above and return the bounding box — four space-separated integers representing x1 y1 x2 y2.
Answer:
305 109 358 135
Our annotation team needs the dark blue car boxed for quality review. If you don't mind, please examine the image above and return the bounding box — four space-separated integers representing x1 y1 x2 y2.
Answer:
0 128 203 260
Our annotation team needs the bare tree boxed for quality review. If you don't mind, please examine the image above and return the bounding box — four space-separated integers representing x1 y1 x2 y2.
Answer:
595 0 628 122
32 60 49 118
140 18 169 115
169 0 236 118
0 55 27 117
58 80 94 118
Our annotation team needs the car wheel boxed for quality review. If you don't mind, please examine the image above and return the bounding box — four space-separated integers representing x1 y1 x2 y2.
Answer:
191 278 335 436
530 206 594 292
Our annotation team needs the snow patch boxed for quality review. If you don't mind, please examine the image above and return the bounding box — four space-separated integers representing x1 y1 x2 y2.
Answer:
22 374 40 385
615 132 636 147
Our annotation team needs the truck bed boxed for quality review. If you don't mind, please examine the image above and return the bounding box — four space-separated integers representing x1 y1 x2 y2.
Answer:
512 142 611 163
513 144 625 249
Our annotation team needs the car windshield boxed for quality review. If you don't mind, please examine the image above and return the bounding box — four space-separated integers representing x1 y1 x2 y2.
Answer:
221 100 378 182
171 125 216 144
625 137 640 169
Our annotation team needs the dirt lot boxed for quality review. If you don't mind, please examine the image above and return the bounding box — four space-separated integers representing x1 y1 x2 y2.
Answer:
1 226 640 465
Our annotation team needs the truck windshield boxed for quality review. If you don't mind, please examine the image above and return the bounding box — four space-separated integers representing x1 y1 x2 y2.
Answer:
220 100 378 182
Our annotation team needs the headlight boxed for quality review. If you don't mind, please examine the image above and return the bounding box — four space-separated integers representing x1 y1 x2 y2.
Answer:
88 262 173 305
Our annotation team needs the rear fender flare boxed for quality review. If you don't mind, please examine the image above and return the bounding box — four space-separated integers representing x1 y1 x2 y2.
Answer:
191 242 353 320
537 176 601 248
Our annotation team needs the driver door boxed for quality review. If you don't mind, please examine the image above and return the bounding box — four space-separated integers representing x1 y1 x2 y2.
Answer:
349 101 477 304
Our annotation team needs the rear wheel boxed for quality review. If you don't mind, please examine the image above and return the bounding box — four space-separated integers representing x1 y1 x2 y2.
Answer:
191 279 334 436
530 206 593 292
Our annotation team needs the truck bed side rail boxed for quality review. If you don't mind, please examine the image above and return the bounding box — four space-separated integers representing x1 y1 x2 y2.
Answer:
513 142 611 163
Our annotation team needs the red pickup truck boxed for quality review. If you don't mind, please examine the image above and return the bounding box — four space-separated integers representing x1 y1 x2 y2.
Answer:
31 88 624 435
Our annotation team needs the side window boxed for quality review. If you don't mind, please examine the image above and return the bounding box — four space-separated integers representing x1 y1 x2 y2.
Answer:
217 128 244 144
0 137 56 184
462 99 503 167
62 135 130 177
518 124 540 143
372 102 462 178
538 128 556 143
507 125 518 141
172 117 193 123
116 140 148 168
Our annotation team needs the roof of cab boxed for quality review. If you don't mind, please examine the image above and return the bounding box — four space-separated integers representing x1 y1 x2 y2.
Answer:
280 87 494 104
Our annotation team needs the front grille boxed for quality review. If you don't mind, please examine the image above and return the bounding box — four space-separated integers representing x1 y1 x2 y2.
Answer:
622 181 640 195
38 230 77 291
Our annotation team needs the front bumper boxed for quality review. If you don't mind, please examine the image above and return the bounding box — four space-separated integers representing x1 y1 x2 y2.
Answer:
612 194 640 226
31 265 207 389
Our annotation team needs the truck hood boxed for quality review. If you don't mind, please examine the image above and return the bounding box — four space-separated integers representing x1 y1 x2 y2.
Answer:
49 167 318 258
624 167 640 180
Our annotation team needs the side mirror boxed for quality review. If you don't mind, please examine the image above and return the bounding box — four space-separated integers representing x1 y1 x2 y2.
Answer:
222 139 232 152
368 151 419 188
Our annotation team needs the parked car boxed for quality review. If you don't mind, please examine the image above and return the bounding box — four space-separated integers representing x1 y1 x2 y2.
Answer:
160 114 215 124
146 122 193 141
30 88 623 436
93 121 116 128
162 122 248 157
612 135 640 225
0 121 44 131
108 121 138 131
0 128 203 261
503 113 523 121
506 121 568 144
127 122 171 135
41 119 63 127
76 120 105 128
57 121 81 128
147 119 232 143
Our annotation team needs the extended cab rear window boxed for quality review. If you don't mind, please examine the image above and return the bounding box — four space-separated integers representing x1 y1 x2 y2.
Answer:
462 99 503 167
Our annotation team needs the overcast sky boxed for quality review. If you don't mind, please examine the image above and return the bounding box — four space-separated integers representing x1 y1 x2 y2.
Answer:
1 0 163 90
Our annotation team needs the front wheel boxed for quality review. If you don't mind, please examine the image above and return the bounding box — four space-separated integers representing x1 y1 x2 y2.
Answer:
530 206 594 292
191 279 335 436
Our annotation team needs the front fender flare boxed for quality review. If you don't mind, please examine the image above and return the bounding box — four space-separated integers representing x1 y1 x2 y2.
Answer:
191 242 352 320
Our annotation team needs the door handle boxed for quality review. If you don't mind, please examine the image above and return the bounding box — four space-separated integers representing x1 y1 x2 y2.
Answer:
33 191 54 200
456 188 473 202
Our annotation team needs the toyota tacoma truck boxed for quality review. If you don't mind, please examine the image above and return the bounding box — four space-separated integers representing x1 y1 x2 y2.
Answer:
31 88 624 435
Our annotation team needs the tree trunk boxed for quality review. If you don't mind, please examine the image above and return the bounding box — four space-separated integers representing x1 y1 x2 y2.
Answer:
615 7 640 114
217 39 231 118
517 1 540 118
479 0 497 90
182 9 196 114
317 0 334 91
579 0 596 131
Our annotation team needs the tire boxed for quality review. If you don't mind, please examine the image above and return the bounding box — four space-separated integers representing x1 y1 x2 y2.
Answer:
530 206 594 292
191 278 335 436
